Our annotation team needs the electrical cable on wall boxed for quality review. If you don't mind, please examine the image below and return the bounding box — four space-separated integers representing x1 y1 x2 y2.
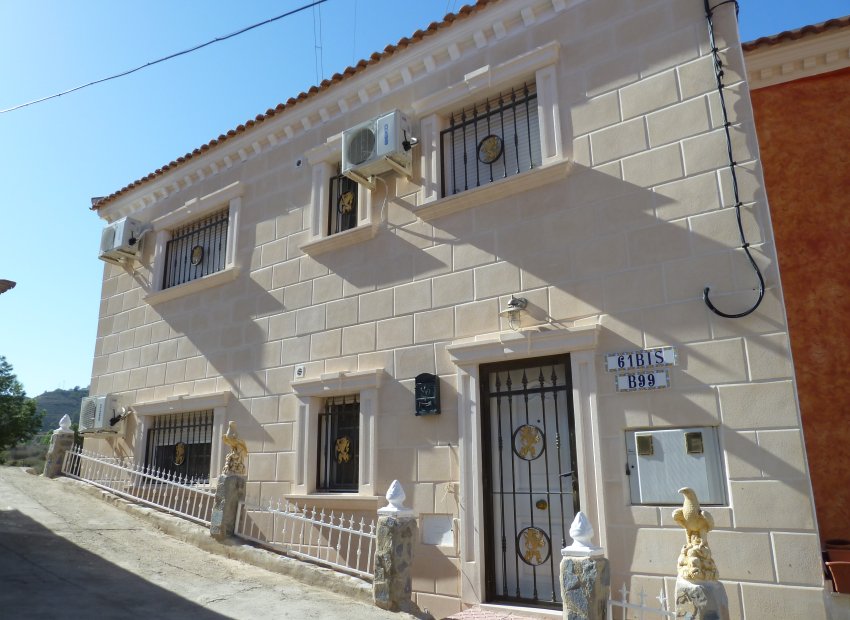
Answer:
702 0 765 319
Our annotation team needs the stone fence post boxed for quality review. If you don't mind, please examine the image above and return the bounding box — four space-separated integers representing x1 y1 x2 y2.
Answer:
373 480 416 613
210 421 248 540
43 414 75 479
560 512 609 620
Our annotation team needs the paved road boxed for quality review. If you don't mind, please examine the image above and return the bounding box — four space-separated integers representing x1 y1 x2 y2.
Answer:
0 467 403 619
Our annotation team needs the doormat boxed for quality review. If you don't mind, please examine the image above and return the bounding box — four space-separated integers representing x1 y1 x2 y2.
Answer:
446 606 542 620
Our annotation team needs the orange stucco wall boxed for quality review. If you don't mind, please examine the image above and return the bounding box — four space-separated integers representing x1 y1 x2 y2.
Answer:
751 66 850 543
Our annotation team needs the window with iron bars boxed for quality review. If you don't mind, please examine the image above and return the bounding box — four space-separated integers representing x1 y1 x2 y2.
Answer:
327 169 359 236
317 395 359 491
144 410 213 482
162 207 229 289
440 83 541 197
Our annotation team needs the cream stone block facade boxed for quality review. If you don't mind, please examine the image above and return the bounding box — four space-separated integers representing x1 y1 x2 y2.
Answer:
84 0 826 617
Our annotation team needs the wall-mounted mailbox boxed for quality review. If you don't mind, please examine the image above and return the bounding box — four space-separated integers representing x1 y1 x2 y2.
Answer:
415 373 440 416
625 427 725 505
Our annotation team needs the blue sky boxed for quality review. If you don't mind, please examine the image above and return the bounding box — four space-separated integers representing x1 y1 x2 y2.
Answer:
1 0 847 397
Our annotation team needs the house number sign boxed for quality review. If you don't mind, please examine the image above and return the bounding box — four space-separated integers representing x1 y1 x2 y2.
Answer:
615 369 670 392
605 346 677 372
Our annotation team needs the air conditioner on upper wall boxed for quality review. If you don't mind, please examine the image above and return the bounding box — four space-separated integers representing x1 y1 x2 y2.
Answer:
99 217 144 265
342 110 413 186
78 394 129 434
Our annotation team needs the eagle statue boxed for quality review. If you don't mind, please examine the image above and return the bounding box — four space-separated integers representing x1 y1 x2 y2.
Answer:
673 487 718 581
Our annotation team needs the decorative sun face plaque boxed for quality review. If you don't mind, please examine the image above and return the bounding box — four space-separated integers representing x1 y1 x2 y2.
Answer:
477 134 504 164
338 190 355 214
174 442 186 466
513 424 544 461
517 526 551 566
190 245 204 266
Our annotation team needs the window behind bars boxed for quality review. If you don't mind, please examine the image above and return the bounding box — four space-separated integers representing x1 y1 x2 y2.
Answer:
162 208 229 289
440 83 541 197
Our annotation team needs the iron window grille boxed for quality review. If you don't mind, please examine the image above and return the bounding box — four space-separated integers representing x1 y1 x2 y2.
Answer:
440 82 541 197
328 169 359 236
144 410 214 483
317 395 359 491
162 207 229 289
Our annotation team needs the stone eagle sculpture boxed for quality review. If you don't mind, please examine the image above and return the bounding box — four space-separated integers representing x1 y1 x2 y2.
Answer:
673 487 718 581
222 421 248 476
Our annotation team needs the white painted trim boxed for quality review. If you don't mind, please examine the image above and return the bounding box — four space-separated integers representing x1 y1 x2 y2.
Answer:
291 369 386 496
146 183 243 299
415 160 570 221
151 182 243 231
304 135 376 252
144 265 240 305
411 41 561 116
448 325 601 607
131 391 232 482
746 28 850 89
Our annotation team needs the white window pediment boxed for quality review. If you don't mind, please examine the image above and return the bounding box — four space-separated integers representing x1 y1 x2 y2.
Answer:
145 182 242 304
291 369 385 497
301 135 377 255
414 41 567 218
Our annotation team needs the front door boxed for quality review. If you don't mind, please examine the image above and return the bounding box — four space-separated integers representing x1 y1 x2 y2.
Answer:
480 355 579 607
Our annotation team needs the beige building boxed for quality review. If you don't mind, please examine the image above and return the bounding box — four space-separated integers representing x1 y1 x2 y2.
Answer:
85 0 827 617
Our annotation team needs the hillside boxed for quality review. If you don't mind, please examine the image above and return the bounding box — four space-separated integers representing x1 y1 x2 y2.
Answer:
35 387 88 431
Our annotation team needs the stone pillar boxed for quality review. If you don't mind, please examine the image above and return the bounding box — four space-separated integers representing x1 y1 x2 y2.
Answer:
560 512 609 620
373 480 416 613
43 414 75 479
210 473 246 540
675 578 729 620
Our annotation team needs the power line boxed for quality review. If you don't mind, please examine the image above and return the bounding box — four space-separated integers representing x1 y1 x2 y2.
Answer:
0 0 327 115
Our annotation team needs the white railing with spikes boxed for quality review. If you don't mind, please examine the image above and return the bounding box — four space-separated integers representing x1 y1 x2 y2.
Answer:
608 583 677 619
60 445 216 526
235 499 376 580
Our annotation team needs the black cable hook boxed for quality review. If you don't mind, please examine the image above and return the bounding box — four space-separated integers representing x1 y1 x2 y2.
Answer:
702 0 765 319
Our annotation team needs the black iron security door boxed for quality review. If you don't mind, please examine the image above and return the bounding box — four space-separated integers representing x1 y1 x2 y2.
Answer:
481 356 579 607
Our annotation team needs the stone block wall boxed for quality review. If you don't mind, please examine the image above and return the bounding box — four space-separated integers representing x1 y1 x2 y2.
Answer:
86 0 825 617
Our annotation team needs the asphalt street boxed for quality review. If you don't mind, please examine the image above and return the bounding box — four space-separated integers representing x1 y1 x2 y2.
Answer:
0 467 406 619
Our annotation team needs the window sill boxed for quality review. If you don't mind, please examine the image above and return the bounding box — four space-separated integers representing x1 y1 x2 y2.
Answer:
284 493 384 510
300 223 377 256
144 266 240 305
415 159 571 221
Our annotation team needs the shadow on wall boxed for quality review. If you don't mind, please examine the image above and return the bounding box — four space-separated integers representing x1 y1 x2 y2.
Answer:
0 508 230 619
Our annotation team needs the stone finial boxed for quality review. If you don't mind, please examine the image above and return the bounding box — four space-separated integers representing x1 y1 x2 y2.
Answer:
673 487 718 581
378 480 414 516
56 414 73 434
221 421 248 476
562 511 604 558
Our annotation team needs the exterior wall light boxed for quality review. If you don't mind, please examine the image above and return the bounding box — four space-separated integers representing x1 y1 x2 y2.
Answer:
499 295 528 331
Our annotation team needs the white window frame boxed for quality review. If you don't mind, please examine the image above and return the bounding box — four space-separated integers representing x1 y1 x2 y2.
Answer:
291 369 385 497
412 40 569 220
145 182 242 304
301 136 376 255
130 391 233 482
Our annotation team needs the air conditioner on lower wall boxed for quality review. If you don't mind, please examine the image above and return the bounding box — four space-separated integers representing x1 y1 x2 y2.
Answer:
78 394 129 434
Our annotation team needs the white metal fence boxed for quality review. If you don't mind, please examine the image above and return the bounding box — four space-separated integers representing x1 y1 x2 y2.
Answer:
61 445 216 526
235 499 377 579
608 584 676 619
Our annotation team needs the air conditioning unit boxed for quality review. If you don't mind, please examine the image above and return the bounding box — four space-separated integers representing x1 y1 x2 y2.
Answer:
342 110 413 186
78 394 129 434
99 217 144 265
